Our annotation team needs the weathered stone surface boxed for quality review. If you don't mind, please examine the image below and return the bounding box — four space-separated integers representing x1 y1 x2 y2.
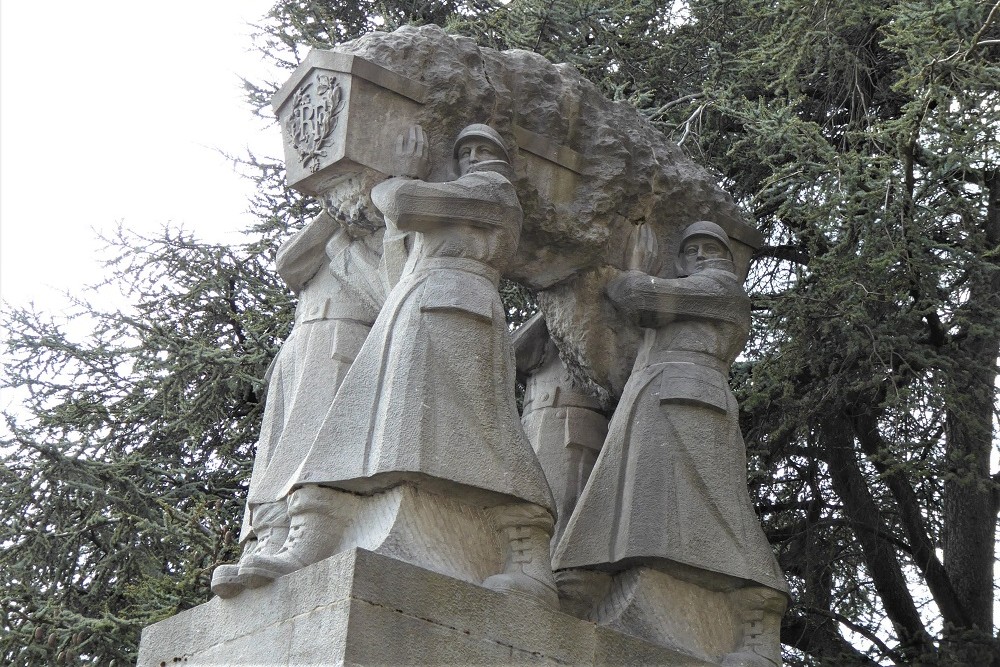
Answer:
553 223 788 665
317 27 760 280
514 313 608 542
282 143 552 512
234 124 560 608
139 549 716 666
535 265 645 407
242 213 384 531
184 26 791 666
273 24 762 401
273 52 429 196
596 567 741 661
214 204 388 597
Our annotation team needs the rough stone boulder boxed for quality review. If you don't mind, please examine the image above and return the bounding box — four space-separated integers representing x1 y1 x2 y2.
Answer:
274 25 761 405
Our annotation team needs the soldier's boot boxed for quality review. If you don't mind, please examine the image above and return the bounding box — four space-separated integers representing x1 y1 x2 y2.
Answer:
721 586 787 667
211 500 290 597
239 485 353 584
482 503 559 609
553 568 613 620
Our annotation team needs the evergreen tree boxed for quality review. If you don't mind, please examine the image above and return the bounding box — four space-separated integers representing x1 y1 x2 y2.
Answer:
2 1 996 665
236 1 1000 663
450 2 999 663
0 162 312 664
648 3 1000 664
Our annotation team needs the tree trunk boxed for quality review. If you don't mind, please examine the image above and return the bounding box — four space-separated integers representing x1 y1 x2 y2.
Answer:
822 416 936 660
941 171 1000 666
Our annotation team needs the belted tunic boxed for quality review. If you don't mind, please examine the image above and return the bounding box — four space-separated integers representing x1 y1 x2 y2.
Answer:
554 266 789 595
286 169 554 513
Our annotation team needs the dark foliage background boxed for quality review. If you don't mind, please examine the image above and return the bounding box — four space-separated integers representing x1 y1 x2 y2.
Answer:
2 1 997 665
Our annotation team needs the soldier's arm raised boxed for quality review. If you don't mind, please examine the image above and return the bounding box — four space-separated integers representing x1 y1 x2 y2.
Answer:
606 270 725 328
275 212 338 294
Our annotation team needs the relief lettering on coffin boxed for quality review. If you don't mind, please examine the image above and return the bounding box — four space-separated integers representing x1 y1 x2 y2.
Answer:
286 74 345 173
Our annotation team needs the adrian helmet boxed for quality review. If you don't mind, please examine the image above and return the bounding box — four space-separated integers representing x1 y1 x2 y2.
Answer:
678 220 734 258
453 124 511 163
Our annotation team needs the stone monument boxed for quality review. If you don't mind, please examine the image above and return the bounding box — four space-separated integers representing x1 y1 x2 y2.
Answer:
139 24 787 667
235 122 560 608
553 221 789 666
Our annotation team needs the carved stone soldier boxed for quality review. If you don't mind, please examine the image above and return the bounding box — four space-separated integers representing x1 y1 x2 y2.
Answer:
242 124 559 607
554 221 790 666
210 187 386 598
513 313 607 544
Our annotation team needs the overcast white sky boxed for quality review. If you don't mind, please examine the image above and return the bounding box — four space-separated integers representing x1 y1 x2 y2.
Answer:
0 0 283 311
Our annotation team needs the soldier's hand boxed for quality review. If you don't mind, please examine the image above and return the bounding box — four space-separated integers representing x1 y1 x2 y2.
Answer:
394 125 430 179
625 222 658 274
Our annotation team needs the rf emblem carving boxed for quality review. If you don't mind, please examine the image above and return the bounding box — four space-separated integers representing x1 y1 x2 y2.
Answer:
286 74 345 172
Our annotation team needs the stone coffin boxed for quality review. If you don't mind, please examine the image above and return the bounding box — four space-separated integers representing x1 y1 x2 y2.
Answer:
269 28 766 403
271 49 587 250
272 51 429 196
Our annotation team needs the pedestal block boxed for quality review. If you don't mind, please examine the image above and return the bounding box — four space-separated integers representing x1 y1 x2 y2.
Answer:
138 549 714 666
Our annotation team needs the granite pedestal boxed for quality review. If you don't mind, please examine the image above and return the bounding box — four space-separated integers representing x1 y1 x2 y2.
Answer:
139 548 715 666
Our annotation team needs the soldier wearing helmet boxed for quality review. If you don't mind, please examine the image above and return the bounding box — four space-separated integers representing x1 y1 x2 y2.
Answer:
243 123 559 609
675 220 735 277
556 220 789 666
452 123 514 180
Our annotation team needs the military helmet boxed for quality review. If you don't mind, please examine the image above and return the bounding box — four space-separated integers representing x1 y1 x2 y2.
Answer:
678 220 734 258
453 123 511 163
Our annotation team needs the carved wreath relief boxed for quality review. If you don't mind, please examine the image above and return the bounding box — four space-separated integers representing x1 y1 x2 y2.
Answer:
286 74 345 173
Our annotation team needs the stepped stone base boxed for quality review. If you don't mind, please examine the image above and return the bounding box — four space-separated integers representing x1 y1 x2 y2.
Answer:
138 548 715 666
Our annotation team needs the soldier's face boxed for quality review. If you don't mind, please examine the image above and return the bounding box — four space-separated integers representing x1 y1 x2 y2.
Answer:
680 236 727 274
457 139 501 175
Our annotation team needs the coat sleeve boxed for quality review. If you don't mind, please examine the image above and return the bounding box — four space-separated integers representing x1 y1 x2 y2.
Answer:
606 270 747 328
372 172 521 233
275 213 338 294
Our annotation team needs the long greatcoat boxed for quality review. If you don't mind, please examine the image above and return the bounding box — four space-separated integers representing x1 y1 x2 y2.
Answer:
286 168 554 513
553 265 788 594
240 217 384 541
